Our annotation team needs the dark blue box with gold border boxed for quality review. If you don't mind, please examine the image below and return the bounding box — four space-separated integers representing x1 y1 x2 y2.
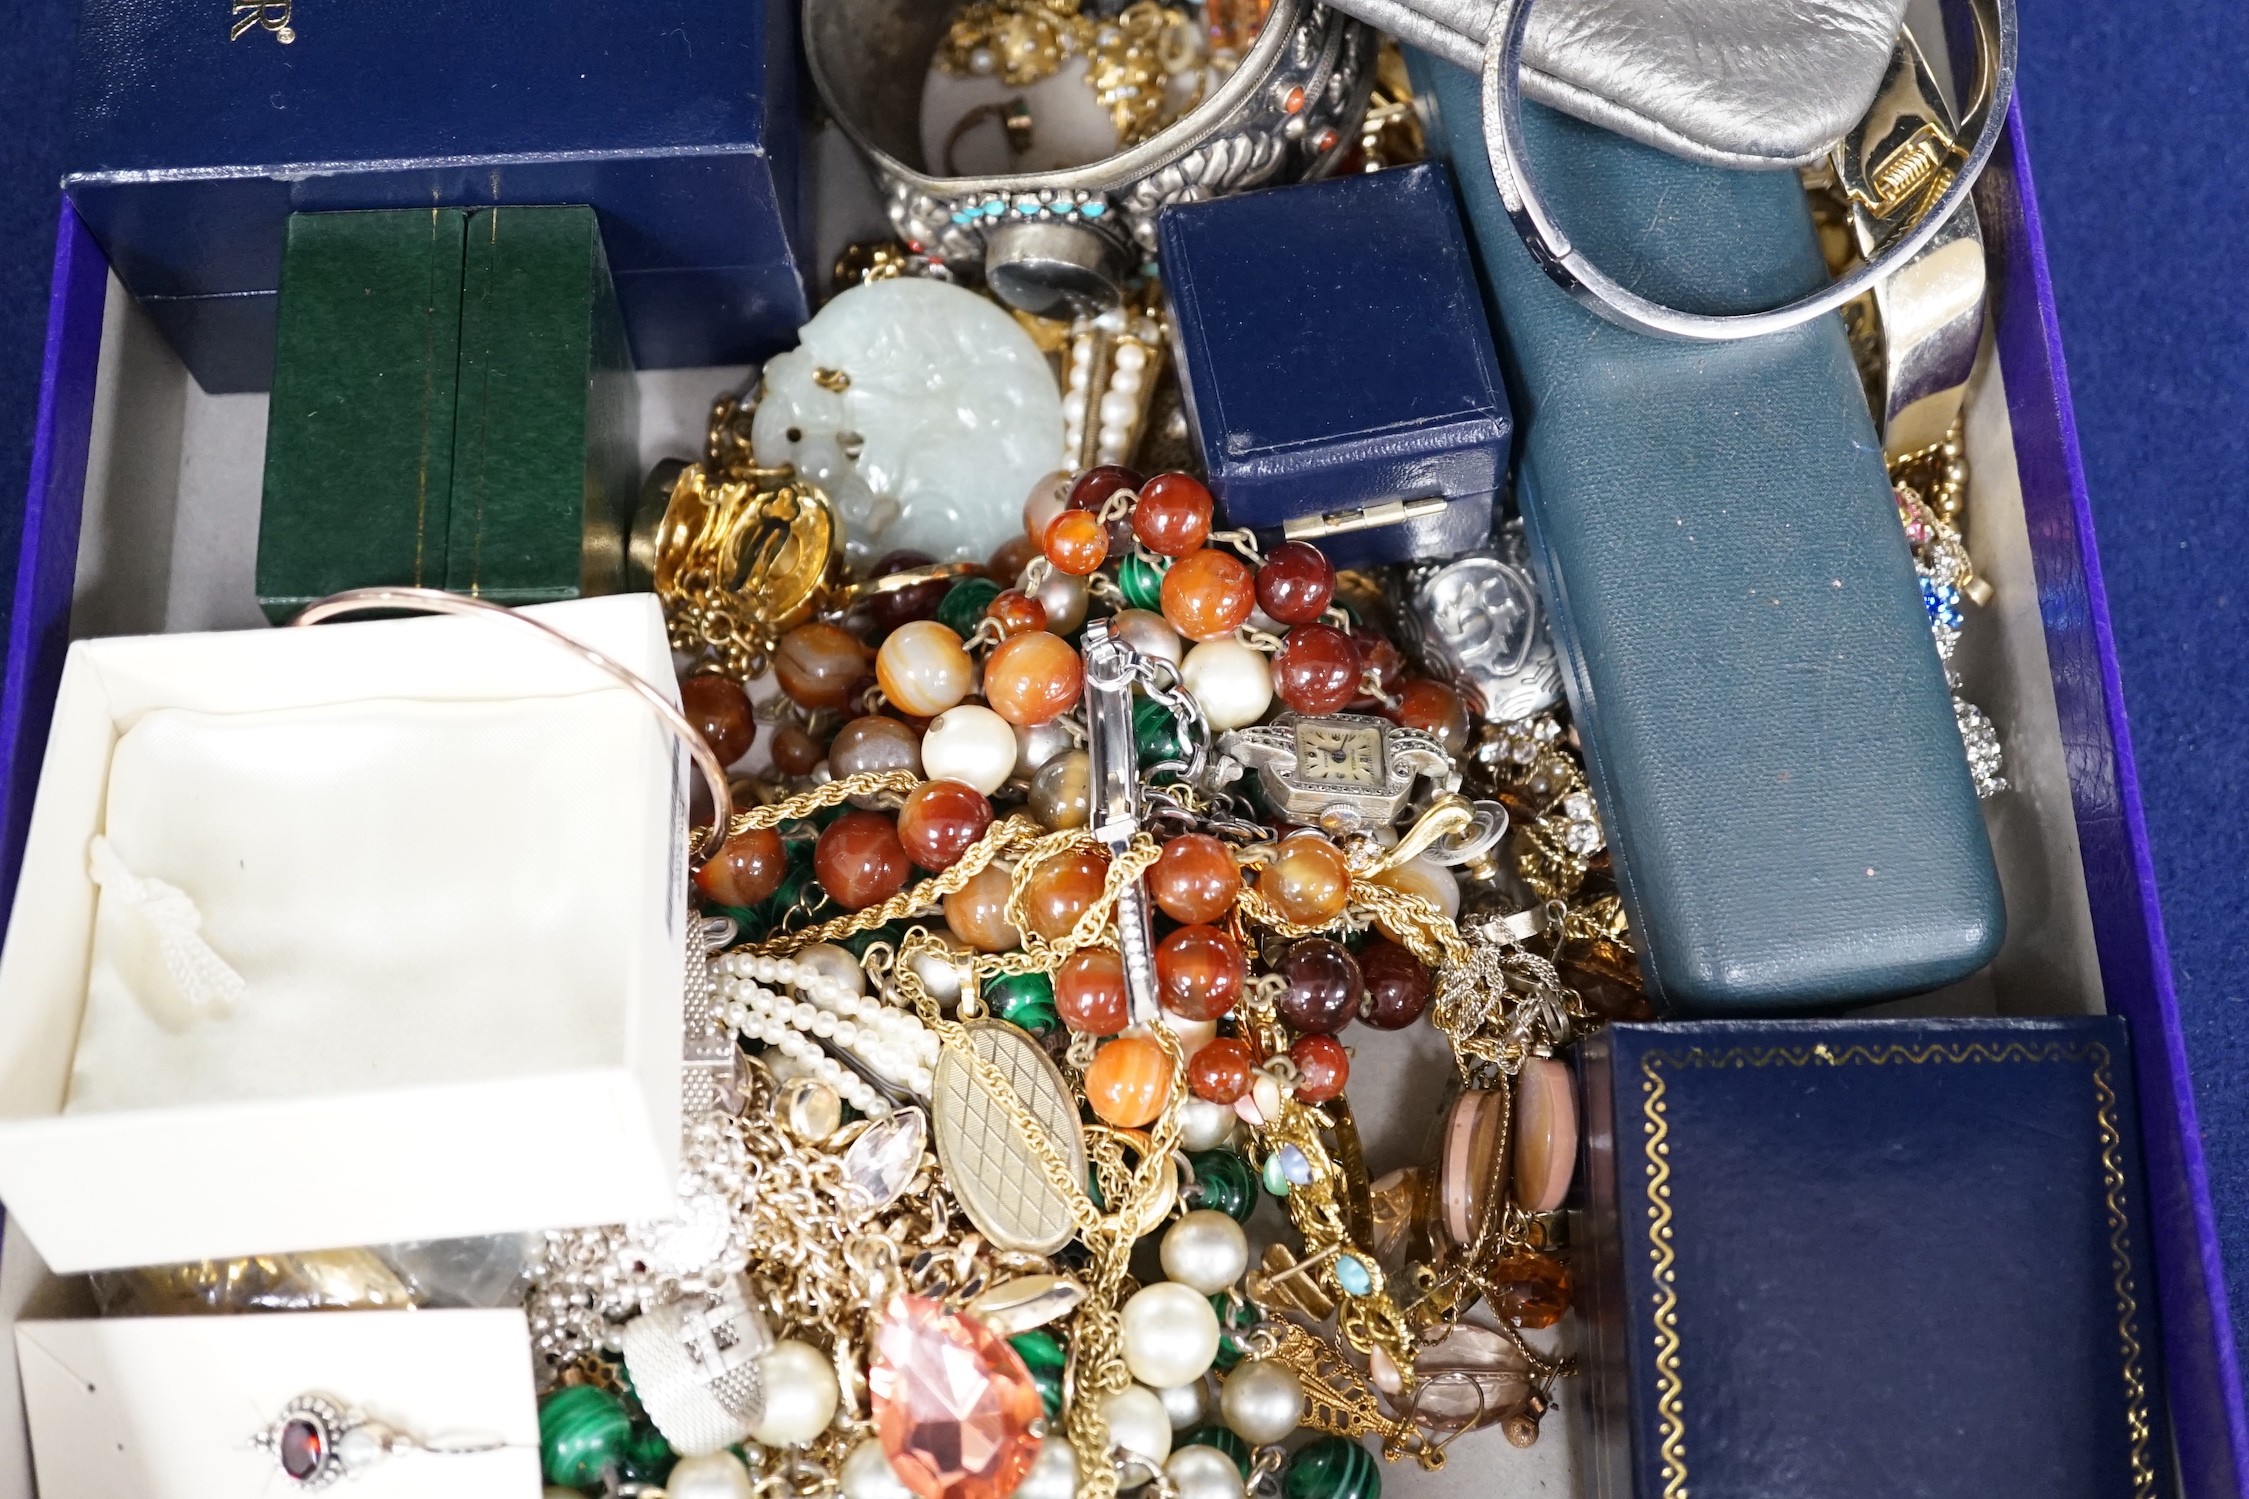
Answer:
1577 1017 2165 1499
62 0 809 393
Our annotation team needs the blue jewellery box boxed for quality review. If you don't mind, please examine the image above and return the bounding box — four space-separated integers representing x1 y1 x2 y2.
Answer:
1576 1017 2167 1499
62 0 811 393
1157 164 1511 568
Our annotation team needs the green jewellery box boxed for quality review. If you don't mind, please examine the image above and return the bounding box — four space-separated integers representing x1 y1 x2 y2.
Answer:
256 205 639 621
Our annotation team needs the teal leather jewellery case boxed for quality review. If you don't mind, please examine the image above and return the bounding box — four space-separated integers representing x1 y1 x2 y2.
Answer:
1413 57 2003 1013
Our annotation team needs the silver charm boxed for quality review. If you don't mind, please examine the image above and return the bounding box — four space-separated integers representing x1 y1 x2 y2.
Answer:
683 914 740 1117
1219 713 1456 831
1080 617 1166 1026
931 1019 1089 1255
623 1275 774 1456
1400 553 1563 724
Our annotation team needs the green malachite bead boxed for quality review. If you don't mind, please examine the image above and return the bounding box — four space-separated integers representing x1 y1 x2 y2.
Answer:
1187 1149 1259 1223
621 1422 676 1486
1134 695 1186 771
938 577 1003 637
1178 1425 1252 1477
1033 1365 1065 1418
987 970 1054 1017
539 1384 632 1489
1283 1436 1381 1499
1009 1328 1067 1372
1117 553 1167 610
1210 1293 1259 1372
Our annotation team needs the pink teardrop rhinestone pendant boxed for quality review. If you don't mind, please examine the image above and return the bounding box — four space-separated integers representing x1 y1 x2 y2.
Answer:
869 1294 1043 1499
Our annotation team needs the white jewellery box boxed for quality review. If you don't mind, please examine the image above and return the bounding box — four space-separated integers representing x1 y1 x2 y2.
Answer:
15 1308 542 1498
0 594 686 1273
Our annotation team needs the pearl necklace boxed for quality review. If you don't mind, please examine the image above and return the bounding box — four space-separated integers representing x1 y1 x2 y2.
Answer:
714 952 939 1115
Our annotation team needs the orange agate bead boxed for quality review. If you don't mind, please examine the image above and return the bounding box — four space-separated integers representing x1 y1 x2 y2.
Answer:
1043 510 1110 576
1131 472 1214 557
775 621 871 711
1149 833 1239 925
1258 832 1351 925
1391 678 1470 754
1188 1035 1257 1104
1156 924 1245 1021
1086 1034 1171 1127
1160 548 1256 642
1290 1033 1350 1103
1055 949 1130 1037
897 779 993 872
944 863 1022 952
1020 847 1109 940
694 826 787 908
986 589 1048 638
814 810 911 911
984 631 1084 726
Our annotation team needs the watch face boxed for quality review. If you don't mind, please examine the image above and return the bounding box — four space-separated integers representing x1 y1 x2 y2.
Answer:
1294 722 1384 787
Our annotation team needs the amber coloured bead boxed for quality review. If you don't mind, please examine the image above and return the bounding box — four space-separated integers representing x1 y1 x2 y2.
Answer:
1131 472 1214 557
1055 949 1130 1037
1489 1251 1572 1329
1391 679 1469 754
679 673 756 766
694 826 787 908
1149 833 1240 925
1156 924 1245 1022
1067 465 1143 515
1276 938 1361 1035
1290 1033 1350 1103
1350 630 1406 707
984 631 1084 726
1254 541 1336 626
866 549 949 634
1271 624 1361 717
1085 1033 1170 1127
775 622 871 711
814 810 911 911
1356 935 1433 1030
1161 548 1257 642
1258 833 1351 925
770 722 829 777
897 779 993 872
1043 511 1110 576
989 534 1040 586
1021 847 1110 940
1188 1035 1257 1104
986 589 1049 638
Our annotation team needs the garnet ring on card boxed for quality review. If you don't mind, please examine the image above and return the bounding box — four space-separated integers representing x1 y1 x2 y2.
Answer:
256 1393 505 1488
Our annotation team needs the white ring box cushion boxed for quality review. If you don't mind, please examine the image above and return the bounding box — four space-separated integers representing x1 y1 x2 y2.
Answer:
0 595 685 1274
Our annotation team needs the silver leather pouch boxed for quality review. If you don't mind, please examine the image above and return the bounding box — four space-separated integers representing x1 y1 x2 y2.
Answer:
1335 0 1911 167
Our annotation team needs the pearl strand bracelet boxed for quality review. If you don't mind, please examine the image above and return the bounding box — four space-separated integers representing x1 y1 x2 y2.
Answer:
714 952 940 1112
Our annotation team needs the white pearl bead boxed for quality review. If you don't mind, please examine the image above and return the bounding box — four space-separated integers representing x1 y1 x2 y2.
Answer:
1219 1359 1305 1446
1160 1209 1250 1294
751 1340 839 1445
1178 1095 1238 1151
667 1451 757 1499
1158 1006 1218 1058
812 1012 836 1038
841 1439 915 1499
921 706 1019 796
1110 365 1145 398
1157 1378 1210 1430
1014 1435 1081 1499
1115 342 1149 372
1099 390 1136 429
796 943 867 997
1166 1442 1247 1499
1181 639 1273 732
1062 390 1089 427
1120 1281 1222 1388
1100 1385 1173 1478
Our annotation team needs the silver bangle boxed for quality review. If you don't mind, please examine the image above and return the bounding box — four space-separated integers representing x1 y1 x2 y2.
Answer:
1475 0 2017 341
